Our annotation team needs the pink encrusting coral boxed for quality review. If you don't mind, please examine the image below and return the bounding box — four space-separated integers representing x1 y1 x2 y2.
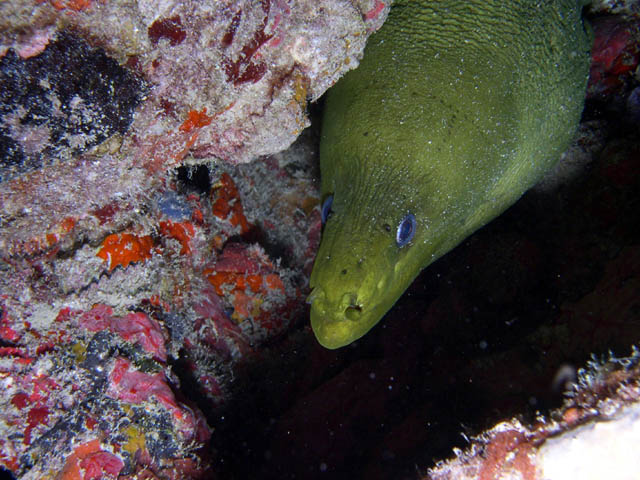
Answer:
77 305 167 362
0 299 214 478
57 439 124 480
107 357 211 443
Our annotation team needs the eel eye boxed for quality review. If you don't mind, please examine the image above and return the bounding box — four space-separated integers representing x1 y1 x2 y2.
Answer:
396 213 416 247
321 195 334 224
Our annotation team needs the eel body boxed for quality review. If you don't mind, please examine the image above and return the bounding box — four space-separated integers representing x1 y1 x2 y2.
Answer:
309 0 592 349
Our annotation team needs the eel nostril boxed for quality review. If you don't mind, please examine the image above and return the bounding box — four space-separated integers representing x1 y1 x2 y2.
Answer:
345 304 362 321
340 293 363 320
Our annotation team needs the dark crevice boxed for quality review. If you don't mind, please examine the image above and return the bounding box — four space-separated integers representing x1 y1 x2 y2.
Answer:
175 163 212 194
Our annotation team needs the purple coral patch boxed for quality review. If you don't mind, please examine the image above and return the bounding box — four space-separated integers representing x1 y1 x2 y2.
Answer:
148 16 187 47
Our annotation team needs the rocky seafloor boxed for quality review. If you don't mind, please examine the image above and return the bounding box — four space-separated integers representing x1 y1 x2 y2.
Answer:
1 1 639 479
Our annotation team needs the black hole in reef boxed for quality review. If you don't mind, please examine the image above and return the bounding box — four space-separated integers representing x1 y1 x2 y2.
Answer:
175 163 211 194
0 467 17 480
341 269 347 275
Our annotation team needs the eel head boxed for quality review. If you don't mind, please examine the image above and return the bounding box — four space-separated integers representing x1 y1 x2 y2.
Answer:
308 169 440 349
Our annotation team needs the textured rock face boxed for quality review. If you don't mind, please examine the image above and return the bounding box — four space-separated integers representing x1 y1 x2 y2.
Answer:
1 0 388 171
0 0 388 281
0 31 147 182
0 1 389 478
427 351 640 480
0 125 324 478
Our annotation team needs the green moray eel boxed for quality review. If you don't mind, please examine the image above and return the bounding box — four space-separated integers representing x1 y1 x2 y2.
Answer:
309 0 592 349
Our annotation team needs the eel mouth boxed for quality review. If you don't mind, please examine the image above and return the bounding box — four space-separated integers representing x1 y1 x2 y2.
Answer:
308 287 375 349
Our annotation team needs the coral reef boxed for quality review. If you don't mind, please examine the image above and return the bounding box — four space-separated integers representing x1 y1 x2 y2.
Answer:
590 0 640 16
0 2 385 472
0 31 147 182
587 15 640 100
0 131 320 476
427 349 640 480
0 0 388 293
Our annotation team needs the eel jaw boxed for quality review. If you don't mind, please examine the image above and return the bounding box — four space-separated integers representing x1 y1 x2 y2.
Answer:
308 287 383 349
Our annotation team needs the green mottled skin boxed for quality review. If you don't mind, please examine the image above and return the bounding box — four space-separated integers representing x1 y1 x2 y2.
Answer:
309 0 591 349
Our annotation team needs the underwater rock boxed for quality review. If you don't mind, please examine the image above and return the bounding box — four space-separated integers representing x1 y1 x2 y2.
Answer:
427 349 640 480
0 31 146 182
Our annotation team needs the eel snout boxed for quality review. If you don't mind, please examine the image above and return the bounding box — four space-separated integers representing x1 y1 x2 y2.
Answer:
308 282 386 349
